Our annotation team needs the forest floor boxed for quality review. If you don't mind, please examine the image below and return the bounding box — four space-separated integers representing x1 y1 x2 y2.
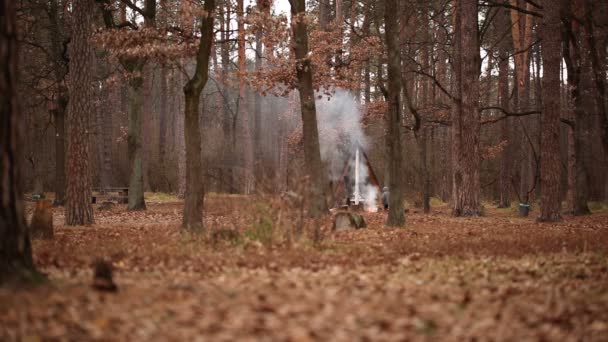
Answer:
2 194 608 341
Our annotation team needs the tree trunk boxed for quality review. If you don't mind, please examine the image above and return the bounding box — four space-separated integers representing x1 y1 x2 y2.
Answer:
289 0 329 218
452 0 482 217
497 5 511 208
158 0 169 192
538 0 562 222
562 4 590 215
510 0 534 202
48 0 68 206
583 0 608 156
52 99 67 205
384 0 405 226
238 0 254 194
0 0 38 283
65 0 95 225
220 2 234 193
126 65 146 210
97 59 113 190
182 0 215 232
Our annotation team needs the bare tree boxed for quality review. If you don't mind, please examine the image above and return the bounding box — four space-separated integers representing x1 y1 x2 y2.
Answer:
288 0 329 218
182 0 216 231
538 0 562 222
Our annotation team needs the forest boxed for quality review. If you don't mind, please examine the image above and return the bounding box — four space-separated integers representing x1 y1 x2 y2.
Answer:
1 0 608 340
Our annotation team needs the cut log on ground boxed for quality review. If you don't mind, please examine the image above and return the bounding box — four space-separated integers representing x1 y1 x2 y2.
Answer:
332 211 367 231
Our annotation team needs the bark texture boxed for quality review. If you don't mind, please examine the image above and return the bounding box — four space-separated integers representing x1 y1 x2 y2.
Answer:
289 0 329 218
538 0 562 222
0 0 38 282
384 0 405 226
182 0 215 232
126 65 146 210
65 0 95 225
497 5 511 208
451 0 482 216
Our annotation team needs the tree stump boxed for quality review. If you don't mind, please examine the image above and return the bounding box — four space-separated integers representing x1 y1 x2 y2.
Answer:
30 199 53 239
332 211 367 231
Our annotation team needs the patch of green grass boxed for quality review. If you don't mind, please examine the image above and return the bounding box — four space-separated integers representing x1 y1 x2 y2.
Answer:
588 202 608 213
245 216 274 246
430 197 446 207
145 192 179 202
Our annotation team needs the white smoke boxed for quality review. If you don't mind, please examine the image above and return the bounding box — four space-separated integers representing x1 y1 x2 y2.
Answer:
316 89 367 180
315 88 379 211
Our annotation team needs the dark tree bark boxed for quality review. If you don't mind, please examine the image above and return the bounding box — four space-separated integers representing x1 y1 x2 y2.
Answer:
48 0 68 206
562 4 591 215
384 0 405 226
65 0 95 225
451 0 482 216
52 97 67 206
0 0 38 283
289 0 329 218
538 0 562 222
583 0 608 156
497 5 511 208
126 64 146 210
182 0 215 232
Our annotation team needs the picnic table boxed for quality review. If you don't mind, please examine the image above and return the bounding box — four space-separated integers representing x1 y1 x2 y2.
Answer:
92 187 129 204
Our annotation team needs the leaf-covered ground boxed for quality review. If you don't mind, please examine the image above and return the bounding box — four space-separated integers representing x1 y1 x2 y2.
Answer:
2 195 608 341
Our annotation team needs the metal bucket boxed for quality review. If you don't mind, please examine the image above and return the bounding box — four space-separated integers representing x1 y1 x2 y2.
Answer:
518 203 530 217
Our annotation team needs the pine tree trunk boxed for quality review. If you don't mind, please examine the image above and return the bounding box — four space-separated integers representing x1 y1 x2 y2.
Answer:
238 0 254 194
497 5 511 208
290 0 329 218
48 0 68 206
538 0 562 222
159 66 168 191
0 0 38 283
220 3 234 193
52 99 67 205
384 0 405 226
126 65 146 210
451 0 482 217
182 0 215 231
562 5 590 215
65 0 95 225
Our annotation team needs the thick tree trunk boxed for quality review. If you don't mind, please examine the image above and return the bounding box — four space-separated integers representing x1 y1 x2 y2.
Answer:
384 0 405 226
538 0 562 222
126 67 146 210
290 0 329 218
65 0 95 225
0 0 38 283
583 0 608 156
451 0 482 217
562 5 591 215
182 0 215 231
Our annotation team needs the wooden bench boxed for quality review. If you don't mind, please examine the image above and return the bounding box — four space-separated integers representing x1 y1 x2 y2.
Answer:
92 187 129 204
